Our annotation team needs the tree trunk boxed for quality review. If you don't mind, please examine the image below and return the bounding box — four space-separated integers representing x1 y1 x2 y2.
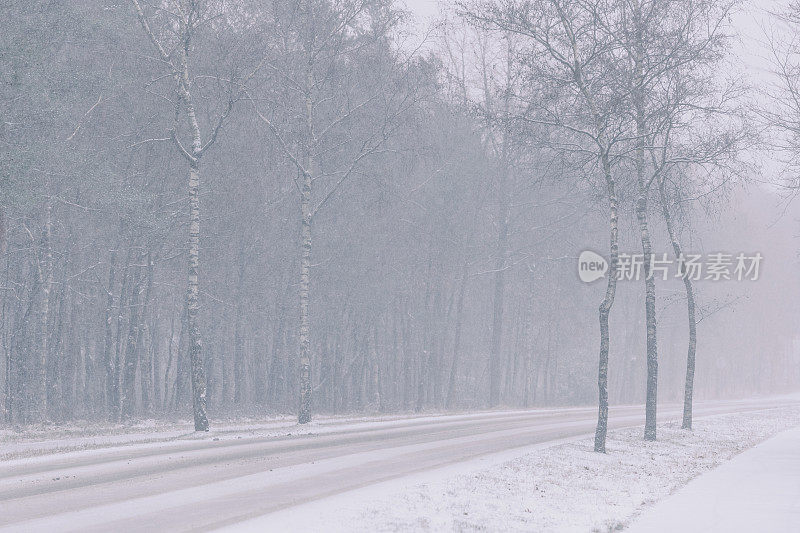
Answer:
113 250 133 419
139 252 155 414
371 322 381 410
446 267 468 408
522 276 534 407
121 268 141 419
163 307 177 412
402 301 413 410
36 197 54 421
658 178 698 429
179 34 209 431
297 168 313 424
269 298 287 410
298 70 314 424
637 191 658 441
152 306 162 412
2 250 10 423
233 247 246 405
489 214 508 408
103 244 119 420
187 159 209 431
632 16 659 441
488 111 511 408
594 153 619 453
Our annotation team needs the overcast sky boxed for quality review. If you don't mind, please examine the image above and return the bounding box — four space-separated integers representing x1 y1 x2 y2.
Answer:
400 0 788 84
400 0 792 185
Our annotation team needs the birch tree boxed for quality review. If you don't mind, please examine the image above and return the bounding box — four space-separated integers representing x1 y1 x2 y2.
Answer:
247 0 420 423
469 0 629 452
650 79 748 429
610 0 743 435
129 0 260 430
0 0 783 430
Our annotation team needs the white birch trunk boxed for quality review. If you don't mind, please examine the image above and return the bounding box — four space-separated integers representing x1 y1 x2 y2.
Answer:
179 41 209 432
594 152 618 453
298 72 314 424
632 0 659 442
658 178 698 429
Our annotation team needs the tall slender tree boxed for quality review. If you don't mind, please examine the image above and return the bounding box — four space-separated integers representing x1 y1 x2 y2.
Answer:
247 0 421 423
129 0 262 430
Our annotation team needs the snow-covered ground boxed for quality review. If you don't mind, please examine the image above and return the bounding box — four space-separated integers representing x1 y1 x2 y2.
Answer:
3 400 799 532
627 425 800 532
231 406 800 532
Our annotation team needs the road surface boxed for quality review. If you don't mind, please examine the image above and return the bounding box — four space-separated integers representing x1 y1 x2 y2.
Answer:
1 398 796 532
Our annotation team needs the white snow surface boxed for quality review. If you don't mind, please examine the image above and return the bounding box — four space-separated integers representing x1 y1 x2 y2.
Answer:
227 406 800 533
627 425 800 533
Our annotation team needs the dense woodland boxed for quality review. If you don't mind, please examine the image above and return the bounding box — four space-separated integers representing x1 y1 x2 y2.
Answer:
2 0 800 447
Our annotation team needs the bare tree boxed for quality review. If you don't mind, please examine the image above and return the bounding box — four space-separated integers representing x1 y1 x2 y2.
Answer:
129 0 261 430
0 0 781 436
761 3 800 193
612 0 743 434
467 0 630 452
247 0 420 423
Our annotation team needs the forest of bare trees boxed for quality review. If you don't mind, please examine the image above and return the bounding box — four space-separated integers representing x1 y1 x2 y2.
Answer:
2 0 800 449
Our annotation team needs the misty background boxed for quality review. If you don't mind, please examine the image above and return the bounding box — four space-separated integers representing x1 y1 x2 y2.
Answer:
1 0 799 427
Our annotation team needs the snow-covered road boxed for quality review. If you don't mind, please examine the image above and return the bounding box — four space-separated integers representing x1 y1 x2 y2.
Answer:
1 398 797 532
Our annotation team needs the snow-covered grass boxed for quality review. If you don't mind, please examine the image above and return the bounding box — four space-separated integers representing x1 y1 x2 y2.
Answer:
246 406 800 533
